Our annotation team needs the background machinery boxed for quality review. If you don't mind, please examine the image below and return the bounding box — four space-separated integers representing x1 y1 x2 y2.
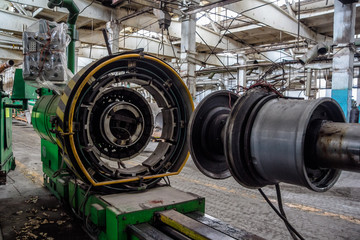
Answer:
0 60 16 184
0 60 36 185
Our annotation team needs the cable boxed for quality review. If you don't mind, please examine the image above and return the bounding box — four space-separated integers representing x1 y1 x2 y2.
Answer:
197 0 279 71
258 188 305 240
195 31 236 79
78 0 95 15
66 0 95 23
276 184 298 240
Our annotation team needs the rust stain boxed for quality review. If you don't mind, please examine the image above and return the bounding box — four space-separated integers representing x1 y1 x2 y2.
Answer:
150 200 163 204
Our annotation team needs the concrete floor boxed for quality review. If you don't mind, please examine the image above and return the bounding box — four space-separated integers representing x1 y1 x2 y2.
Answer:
1 120 359 239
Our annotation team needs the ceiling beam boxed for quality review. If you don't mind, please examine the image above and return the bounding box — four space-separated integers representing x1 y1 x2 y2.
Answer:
32 7 44 18
0 33 22 46
78 29 236 67
0 8 242 52
215 0 331 42
0 9 36 32
0 47 22 61
8 0 114 22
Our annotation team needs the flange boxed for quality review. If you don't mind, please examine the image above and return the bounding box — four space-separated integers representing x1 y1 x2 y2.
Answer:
188 90 238 179
224 88 277 188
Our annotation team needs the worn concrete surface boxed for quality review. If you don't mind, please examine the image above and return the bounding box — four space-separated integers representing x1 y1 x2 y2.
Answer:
0 121 90 240
1 120 360 239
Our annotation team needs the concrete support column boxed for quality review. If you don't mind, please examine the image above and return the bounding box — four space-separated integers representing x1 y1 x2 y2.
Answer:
237 53 246 92
332 1 356 120
306 68 312 99
357 68 360 102
180 14 197 99
106 20 120 54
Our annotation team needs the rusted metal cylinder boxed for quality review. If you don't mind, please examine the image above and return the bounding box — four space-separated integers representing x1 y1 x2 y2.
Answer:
0 60 14 74
316 122 360 173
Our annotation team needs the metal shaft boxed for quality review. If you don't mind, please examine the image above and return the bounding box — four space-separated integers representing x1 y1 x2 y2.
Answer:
0 60 14 74
316 122 360 173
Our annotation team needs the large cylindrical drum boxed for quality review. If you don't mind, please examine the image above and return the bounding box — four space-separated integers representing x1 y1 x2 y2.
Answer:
32 95 60 144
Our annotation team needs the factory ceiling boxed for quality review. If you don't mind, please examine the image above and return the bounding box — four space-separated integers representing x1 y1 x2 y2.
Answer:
0 0 359 66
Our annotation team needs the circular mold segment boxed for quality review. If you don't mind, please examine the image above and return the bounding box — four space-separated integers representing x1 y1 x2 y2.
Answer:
56 52 193 191
89 87 153 160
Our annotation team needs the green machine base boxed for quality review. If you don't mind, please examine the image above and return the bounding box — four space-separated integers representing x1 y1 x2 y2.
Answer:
39 140 260 240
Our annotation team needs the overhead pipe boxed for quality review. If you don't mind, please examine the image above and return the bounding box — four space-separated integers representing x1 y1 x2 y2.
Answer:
299 42 332 65
196 80 226 90
0 60 14 74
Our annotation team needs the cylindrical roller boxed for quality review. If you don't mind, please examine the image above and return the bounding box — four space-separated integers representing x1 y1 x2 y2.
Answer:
189 87 359 192
32 95 60 144
250 97 344 191
316 122 360 173
188 90 238 179
225 88 278 188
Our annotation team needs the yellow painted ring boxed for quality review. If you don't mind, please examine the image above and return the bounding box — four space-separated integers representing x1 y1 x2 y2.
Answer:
66 54 194 186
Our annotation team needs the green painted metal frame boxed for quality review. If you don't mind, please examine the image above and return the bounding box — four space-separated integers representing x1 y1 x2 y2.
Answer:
52 176 205 240
11 69 38 101
0 68 37 183
40 152 205 240
0 94 16 182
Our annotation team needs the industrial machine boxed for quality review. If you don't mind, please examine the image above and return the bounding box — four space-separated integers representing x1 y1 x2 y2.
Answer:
15 1 265 239
5 0 358 239
0 60 16 184
189 87 360 191
0 60 36 184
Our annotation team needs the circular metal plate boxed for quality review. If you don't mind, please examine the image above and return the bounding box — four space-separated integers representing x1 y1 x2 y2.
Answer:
188 90 238 179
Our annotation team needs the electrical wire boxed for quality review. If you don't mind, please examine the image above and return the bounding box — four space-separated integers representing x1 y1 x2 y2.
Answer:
78 0 95 15
198 0 279 71
275 184 298 240
195 31 236 79
258 188 305 240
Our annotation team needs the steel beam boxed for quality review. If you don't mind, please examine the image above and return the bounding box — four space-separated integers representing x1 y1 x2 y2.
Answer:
32 7 44 17
0 48 22 61
0 9 36 32
0 34 22 46
217 0 330 42
120 15 243 51
78 31 236 67
0 8 241 52
8 0 113 22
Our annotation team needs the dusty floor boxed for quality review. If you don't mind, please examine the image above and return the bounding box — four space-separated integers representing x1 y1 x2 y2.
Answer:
0 120 359 239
